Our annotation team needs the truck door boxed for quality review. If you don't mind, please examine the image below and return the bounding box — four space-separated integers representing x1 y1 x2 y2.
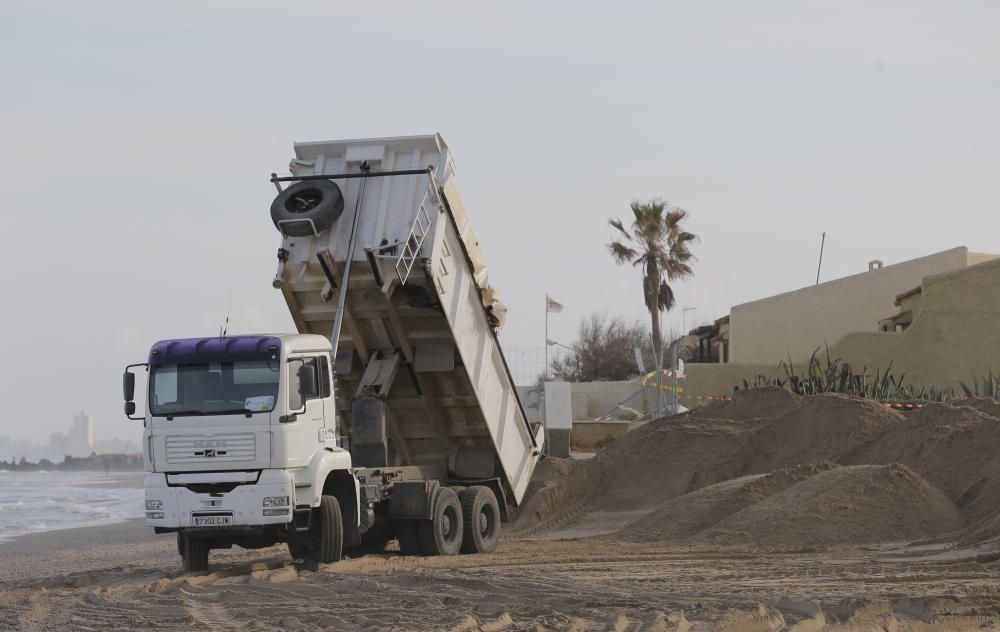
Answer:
285 355 329 468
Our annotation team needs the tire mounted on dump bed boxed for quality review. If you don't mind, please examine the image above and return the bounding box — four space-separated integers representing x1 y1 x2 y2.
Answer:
270 179 344 236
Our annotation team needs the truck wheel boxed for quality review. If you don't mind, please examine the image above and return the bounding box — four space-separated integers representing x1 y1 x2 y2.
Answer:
182 535 209 572
418 488 463 556
270 179 344 237
459 486 501 554
395 520 422 556
309 495 344 564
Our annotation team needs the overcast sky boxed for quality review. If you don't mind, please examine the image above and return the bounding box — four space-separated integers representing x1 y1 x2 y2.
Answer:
1 1 997 444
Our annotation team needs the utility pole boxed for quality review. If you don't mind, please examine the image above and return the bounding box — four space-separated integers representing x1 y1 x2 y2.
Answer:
682 306 697 335
815 232 826 286
671 345 679 414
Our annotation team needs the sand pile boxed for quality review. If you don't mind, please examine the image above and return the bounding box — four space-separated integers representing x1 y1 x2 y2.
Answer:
515 389 901 535
619 463 838 542
699 385 800 420
742 393 901 470
514 390 1000 549
851 403 1000 522
698 464 962 547
510 416 763 535
952 396 1000 419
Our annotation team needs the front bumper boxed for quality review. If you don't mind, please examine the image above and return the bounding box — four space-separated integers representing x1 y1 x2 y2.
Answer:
144 470 295 529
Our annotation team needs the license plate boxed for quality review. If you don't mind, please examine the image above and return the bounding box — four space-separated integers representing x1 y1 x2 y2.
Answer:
193 514 233 527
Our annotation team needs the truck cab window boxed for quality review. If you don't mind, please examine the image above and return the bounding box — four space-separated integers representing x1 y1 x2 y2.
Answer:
149 360 279 417
318 356 331 398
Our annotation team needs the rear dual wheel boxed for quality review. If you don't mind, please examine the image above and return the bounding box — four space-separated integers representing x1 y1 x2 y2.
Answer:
459 486 500 554
418 488 464 556
395 486 501 556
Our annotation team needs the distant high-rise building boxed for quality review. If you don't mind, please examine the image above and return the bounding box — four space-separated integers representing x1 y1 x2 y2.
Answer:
68 411 95 457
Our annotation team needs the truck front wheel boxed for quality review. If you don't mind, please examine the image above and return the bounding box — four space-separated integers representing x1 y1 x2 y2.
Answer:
459 486 500 554
418 487 463 556
309 495 344 564
182 534 209 572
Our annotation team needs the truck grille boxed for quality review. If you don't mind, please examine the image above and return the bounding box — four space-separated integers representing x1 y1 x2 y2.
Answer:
165 433 256 464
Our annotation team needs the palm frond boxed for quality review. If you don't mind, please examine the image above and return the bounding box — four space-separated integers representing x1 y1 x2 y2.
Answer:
608 218 632 240
657 280 675 312
608 241 638 264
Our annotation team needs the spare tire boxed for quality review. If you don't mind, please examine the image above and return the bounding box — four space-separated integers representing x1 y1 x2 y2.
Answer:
270 179 344 237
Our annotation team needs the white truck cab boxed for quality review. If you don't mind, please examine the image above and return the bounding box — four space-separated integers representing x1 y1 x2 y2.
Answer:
126 333 359 570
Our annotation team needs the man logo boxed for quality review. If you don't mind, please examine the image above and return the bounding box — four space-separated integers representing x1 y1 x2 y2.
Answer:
204 449 216 458
193 439 226 449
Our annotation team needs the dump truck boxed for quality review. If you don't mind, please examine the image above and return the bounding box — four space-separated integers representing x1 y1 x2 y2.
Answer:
123 134 543 571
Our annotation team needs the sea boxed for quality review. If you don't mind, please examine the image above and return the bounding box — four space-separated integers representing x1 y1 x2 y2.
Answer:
0 470 145 542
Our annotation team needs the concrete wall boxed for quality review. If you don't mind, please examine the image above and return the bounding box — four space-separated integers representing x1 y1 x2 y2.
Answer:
568 381 650 419
522 381 659 422
729 247 984 365
685 257 1000 398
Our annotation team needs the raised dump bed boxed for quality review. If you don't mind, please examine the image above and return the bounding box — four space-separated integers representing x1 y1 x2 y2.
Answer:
270 134 541 504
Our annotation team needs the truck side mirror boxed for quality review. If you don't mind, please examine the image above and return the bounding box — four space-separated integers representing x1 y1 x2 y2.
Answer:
123 371 135 402
122 363 147 421
298 364 316 398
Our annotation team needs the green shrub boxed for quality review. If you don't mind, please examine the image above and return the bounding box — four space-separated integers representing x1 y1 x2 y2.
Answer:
741 346 955 403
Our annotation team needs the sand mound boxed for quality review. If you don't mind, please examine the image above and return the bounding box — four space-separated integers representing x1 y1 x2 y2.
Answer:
698 464 962 548
512 389 1000 551
619 463 838 542
508 417 763 534
514 391 902 535
744 393 901 471
851 402 1000 522
697 386 800 421
951 396 1000 419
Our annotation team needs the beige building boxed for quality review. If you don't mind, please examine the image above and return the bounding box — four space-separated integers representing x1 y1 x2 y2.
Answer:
722 247 997 365
687 252 1000 398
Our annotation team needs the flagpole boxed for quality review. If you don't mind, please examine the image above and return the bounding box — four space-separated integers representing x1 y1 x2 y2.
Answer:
544 294 549 382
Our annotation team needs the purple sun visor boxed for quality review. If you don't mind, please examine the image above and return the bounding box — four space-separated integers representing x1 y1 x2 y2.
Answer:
148 336 281 366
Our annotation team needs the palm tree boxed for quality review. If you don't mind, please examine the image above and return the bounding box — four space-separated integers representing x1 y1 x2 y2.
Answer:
607 199 697 367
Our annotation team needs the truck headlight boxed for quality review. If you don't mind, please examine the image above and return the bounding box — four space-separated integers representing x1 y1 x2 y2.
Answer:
263 508 290 516
146 511 165 520
145 500 163 510
263 496 289 507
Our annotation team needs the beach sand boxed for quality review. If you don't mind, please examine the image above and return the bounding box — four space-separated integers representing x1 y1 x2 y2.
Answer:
5 394 1000 629
2 518 1000 630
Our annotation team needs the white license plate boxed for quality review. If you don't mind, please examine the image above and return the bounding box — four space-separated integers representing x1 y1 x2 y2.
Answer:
193 514 233 527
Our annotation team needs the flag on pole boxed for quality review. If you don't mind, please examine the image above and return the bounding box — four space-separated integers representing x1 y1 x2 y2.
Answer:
545 294 564 313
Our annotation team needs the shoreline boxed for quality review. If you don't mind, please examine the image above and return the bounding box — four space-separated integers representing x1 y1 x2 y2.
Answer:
0 518 175 587
73 471 147 489
0 470 147 552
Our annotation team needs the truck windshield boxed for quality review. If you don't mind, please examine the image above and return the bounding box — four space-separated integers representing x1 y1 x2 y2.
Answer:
150 360 280 417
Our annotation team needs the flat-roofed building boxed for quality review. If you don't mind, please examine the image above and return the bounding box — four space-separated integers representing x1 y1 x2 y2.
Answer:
725 246 997 365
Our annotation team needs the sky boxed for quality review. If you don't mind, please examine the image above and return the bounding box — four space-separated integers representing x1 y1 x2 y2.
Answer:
0 1 997 445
